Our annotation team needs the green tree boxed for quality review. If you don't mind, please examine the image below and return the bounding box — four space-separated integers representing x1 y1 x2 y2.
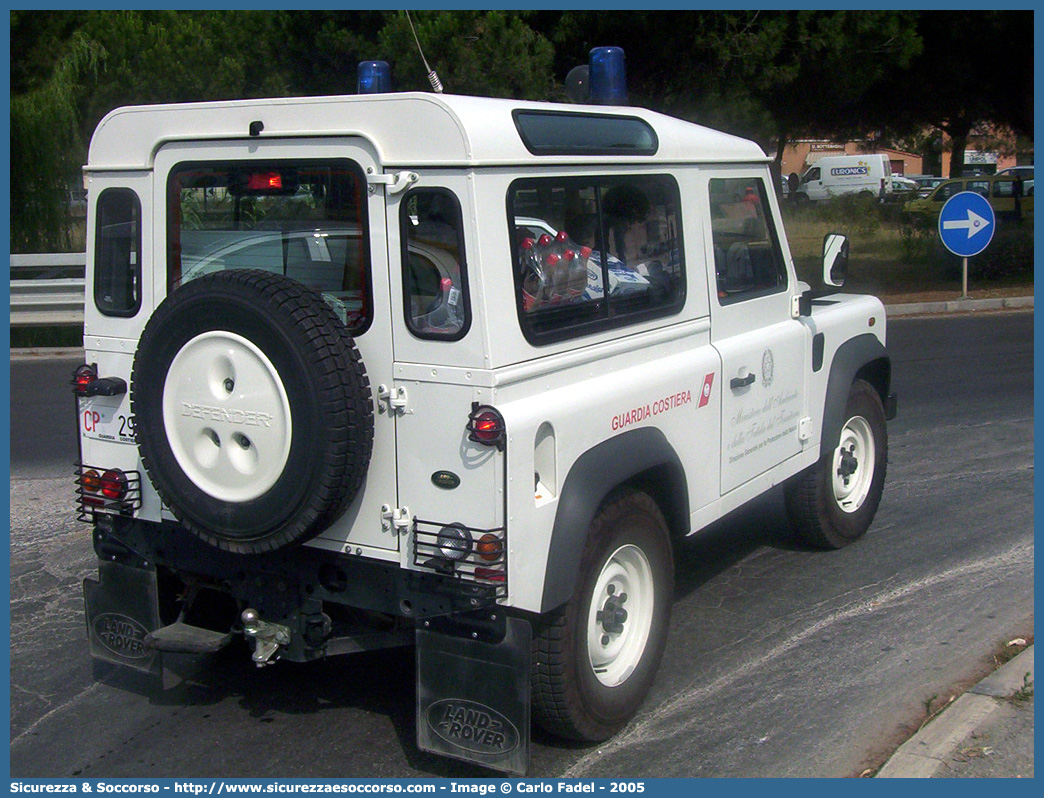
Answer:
377 11 556 100
873 11 1033 177
11 31 103 252
532 11 920 175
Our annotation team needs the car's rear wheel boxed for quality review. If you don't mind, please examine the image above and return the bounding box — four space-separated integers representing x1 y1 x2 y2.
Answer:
531 490 673 741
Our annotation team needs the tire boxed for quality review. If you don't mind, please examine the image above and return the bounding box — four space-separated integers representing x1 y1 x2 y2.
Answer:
131 269 374 554
531 491 673 741
785 379 887 549
794 193 810 206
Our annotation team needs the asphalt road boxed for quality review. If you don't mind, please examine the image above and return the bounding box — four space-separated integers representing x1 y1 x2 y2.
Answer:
8 311 1034 778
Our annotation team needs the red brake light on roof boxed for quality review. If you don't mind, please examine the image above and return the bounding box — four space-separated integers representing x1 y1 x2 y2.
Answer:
247 172 283 190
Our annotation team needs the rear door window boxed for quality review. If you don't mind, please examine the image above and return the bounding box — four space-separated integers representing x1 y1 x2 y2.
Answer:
967 180 990 197
168 160 372 334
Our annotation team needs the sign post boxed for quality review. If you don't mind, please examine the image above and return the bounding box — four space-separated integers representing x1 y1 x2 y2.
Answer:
938 191 996 298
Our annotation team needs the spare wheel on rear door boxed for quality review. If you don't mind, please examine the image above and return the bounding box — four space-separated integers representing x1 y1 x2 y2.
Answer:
131 269 374 554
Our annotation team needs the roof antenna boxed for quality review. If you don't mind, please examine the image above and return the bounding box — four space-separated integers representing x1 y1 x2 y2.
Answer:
406 10 443 94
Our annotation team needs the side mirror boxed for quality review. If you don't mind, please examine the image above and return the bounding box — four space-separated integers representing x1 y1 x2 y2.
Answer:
822 233 849 287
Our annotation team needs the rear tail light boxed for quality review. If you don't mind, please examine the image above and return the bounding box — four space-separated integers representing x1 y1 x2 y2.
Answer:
436 524 473 562
71 364 127 397
100 469 128 500
75 464 142 522
412 519 507 597
72 364 98 397
476 533 503 562
467 404 506 450
81 469 101 493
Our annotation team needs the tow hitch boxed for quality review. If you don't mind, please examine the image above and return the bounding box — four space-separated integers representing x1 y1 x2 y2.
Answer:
241 608 292 666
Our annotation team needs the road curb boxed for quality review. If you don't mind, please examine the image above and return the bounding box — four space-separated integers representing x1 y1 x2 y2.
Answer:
885 295 1034 317
10 347 85 361
876 646 1034 778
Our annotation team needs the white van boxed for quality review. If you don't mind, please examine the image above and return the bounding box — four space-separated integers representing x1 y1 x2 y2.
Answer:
794 153 891 203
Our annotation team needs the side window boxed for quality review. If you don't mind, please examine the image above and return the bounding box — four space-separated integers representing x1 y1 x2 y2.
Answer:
993 180 1015 198
168 160 371 334
803 167 821 183
708 177 788 304
94 188 142 317
968 180 990 197
400 189 470 340
508 175 684 344
936 182 961 201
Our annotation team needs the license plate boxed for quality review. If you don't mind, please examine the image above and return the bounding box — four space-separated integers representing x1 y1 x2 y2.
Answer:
79 398 136 445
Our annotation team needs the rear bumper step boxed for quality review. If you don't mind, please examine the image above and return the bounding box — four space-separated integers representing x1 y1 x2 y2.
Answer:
145 621 232 654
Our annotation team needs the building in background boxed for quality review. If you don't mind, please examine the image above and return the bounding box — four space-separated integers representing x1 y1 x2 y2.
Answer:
938 127 1033 177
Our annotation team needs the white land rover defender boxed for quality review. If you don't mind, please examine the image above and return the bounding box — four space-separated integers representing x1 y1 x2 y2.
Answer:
76 68 896 774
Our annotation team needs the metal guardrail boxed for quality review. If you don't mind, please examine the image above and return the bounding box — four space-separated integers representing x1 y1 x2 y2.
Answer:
10 253 87 327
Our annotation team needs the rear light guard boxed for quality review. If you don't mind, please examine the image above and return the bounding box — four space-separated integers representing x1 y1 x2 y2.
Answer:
75 463 142 522
412 519 507 599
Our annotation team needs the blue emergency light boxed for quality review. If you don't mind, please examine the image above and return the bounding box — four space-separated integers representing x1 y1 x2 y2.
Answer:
589 46 627 105
357 61 391 94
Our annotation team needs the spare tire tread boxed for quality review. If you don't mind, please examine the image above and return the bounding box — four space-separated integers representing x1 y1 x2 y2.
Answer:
131 269 374 554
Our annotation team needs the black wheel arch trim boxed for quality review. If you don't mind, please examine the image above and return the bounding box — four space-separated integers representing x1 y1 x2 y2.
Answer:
539 427 688 613
821 333 892 458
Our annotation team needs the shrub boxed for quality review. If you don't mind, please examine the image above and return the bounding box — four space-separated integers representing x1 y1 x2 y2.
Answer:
809 193 882 237
969 222 1035 282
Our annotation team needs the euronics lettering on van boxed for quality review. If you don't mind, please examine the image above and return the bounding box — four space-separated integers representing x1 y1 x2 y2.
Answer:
75 52 896 774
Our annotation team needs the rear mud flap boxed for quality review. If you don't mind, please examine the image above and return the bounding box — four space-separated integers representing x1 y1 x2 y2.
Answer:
416 616 531 775
83 560 163 676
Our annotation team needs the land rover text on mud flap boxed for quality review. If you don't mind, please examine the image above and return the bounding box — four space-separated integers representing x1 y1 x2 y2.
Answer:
76 70 896 775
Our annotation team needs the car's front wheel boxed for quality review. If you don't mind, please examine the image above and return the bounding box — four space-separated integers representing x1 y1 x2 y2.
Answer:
785 379 888 549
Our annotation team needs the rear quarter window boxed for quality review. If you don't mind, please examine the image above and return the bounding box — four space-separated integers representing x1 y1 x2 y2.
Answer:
400 189 471 341
508 174 684 344
94 188 142 317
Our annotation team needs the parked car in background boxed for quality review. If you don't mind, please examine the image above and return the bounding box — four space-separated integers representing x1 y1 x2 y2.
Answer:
904 175 1034 221
886 176 919 202
907 175 945 197
995 166 1034 195
67 188 88 217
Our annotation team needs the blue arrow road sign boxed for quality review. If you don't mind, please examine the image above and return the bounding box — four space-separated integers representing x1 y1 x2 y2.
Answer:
938 191 995 257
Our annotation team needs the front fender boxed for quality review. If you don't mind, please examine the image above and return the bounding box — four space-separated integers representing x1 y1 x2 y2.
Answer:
821 333 891 457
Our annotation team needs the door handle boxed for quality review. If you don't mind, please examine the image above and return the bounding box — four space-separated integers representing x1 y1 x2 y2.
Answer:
730 373 755 389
